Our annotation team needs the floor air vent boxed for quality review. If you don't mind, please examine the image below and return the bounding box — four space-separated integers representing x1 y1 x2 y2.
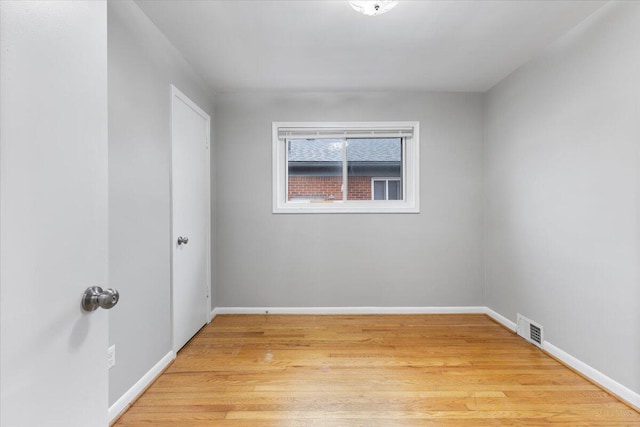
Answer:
517 313 544 348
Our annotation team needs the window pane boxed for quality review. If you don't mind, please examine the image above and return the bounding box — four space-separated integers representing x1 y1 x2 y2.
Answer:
373 180 386 200
287 139 343 202
388 180 401 200
346 138 402 201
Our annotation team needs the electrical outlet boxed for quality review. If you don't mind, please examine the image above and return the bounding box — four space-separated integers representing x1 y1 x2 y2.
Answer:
107 345 116 369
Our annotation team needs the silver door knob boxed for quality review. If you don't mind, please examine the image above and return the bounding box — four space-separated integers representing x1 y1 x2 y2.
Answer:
177 236 189 245
82 286 119 311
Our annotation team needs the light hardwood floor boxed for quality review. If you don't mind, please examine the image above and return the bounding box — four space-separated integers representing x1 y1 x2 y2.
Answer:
114 314 640 426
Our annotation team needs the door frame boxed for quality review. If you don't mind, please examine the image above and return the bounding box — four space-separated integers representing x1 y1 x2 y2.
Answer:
169 84 211 354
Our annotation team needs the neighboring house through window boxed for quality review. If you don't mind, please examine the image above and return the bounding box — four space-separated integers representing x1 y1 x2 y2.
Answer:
273 122 419 213
372 177 402 200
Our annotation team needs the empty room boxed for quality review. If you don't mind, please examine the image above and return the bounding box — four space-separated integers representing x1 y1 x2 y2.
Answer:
1 0 639 426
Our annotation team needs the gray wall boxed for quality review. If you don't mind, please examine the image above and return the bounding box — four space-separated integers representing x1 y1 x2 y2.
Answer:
214 92 484 307
108 0 214 406
485 1 640 394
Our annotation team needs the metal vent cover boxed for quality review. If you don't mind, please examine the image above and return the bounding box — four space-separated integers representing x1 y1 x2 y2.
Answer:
529 323 542 345
517 313 544 348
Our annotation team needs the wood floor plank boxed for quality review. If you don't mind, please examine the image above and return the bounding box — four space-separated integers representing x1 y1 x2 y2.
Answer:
113 314 640 426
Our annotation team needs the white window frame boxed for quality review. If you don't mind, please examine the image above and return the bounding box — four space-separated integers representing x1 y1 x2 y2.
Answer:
272 121 420 214
371 177 402 201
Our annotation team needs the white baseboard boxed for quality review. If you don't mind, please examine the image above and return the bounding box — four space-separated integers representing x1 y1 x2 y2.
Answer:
108 351 176 423
483 306 639 410
543 341 640 410
211 306 486 315
484 307 517 331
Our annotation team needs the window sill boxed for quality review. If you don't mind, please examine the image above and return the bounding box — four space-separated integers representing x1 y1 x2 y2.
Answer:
273 201 420 214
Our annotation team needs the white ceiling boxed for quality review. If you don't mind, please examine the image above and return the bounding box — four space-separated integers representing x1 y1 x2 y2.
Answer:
135 0 606 93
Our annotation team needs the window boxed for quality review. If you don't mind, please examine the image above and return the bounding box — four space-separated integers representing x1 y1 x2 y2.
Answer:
372 178 402 200
273 122 419 213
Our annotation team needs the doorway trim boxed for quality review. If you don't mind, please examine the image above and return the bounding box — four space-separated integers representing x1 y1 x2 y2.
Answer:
169 84 211 354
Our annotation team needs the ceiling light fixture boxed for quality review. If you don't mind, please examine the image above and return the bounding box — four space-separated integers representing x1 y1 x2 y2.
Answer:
349 1 398 16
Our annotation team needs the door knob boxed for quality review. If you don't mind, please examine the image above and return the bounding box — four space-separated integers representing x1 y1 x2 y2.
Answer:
177 236 189 245
82 286 119 311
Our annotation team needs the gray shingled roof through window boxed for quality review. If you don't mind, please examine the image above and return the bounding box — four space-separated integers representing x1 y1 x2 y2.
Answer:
288 138 401 162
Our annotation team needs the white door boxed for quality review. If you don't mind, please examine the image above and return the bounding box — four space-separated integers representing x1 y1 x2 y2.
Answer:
0 2 109 427
171 86 211 352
